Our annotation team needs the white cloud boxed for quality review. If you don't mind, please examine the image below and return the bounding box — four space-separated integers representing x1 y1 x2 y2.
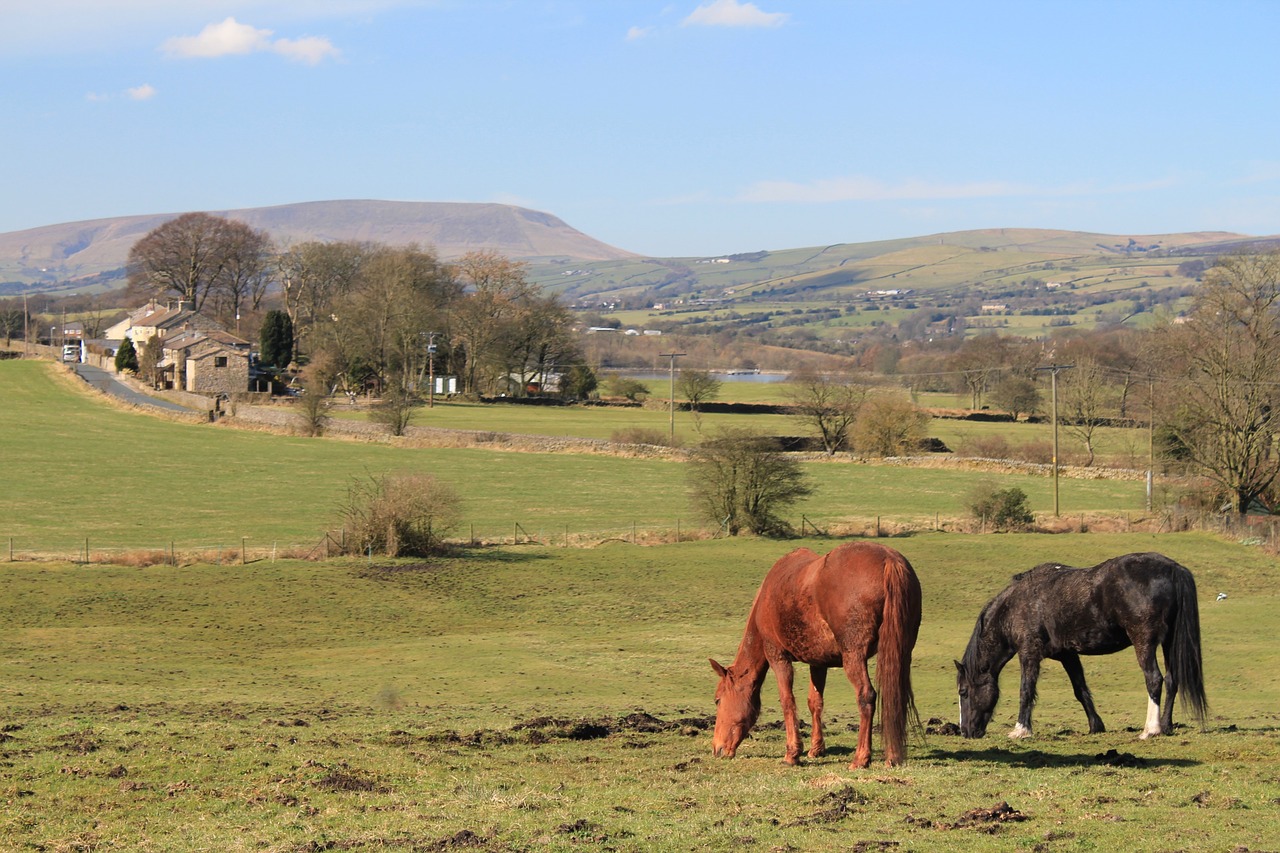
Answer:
86 83 158 102
272 35 341 64
683 0 788 28
162 17 271 58
161 16 339 64
626 25 653 41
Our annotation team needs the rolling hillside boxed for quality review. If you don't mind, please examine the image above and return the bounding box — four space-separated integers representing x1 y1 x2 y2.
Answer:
7 199 1280 341
0 200 638 289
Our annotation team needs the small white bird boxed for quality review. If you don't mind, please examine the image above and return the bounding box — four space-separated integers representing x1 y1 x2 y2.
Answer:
1216 592 1228 601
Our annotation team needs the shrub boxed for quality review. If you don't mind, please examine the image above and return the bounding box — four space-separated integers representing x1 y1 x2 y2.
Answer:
604 376 650 402
611 427 681 447
688 428 813 537
1011 440 1054 465
369 385 419 436
339 472 461 557
956 434 1010 459
967 482 1035 530
295 386 330 437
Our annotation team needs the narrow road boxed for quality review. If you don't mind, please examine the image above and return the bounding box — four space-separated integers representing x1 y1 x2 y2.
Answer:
72 363 198 414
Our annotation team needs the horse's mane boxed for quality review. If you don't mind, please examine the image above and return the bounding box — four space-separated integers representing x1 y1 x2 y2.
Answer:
960 598 998 671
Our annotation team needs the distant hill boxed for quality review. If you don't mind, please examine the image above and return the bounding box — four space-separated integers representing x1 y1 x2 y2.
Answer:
529 227 1280 306
0 200 639 289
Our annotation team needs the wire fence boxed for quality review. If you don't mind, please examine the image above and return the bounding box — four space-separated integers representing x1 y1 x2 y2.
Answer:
7 507 1279 566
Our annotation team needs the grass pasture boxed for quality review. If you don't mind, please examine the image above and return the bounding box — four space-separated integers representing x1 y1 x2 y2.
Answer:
1 533 1278 851
1 361 1153 560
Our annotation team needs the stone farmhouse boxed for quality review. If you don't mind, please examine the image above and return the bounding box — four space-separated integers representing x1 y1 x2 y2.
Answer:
106 301 252 397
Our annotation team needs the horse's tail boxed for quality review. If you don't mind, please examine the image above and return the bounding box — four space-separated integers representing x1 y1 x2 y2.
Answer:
1170 563 1208 727
878 548 922 761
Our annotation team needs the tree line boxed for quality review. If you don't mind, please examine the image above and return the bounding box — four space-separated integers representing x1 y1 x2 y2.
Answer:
122 212 590 398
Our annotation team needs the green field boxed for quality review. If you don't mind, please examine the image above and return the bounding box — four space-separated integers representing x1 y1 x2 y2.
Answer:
2 361 1153 559
2 533 1277 851
3 358 1278 850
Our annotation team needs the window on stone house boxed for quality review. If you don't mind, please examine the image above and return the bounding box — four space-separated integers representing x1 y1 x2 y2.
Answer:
214 356 228 368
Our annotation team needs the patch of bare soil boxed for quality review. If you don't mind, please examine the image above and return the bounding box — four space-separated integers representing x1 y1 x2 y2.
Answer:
925 717 962 736
554 818 630 845
312 767 390 794
1094 749 1146 768
788 786 871 826
907 801 1028 833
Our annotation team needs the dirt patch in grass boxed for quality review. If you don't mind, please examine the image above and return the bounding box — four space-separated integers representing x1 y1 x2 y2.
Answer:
789 785 872 826
907 801 1029 833
422 711 714 749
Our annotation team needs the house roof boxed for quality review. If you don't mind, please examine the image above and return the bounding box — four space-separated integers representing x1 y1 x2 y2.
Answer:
162 328 250 354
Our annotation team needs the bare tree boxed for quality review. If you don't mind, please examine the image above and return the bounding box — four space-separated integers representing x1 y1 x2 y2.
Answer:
677 369 722 409
786 369 868 454
988 376 1042 421
688 428 813 536
1154 251 1280 513
126 213 265 314
1059 357 1113 466
210 222 275 334
448 250 535 395
277 240 370 356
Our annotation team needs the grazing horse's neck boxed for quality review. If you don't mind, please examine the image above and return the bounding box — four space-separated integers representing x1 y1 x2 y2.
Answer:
732 613 771 688
967 599 1016 676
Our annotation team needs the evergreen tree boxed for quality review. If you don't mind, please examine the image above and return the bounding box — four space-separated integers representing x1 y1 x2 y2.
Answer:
259 309 294 368
114 336 139 373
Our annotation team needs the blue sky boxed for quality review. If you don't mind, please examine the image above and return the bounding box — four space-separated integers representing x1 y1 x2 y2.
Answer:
4 0 1280 257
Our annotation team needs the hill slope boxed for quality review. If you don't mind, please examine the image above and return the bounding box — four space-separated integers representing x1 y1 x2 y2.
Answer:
0 200 638 286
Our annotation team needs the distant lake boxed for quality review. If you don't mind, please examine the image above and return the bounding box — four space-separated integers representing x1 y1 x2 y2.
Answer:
606 369 788 384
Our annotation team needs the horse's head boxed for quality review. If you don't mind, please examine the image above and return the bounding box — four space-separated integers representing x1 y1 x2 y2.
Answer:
954 659 998 739
709 658 760 758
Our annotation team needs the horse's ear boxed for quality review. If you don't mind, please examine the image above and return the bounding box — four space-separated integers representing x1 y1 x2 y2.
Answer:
710 658 728 678
953 660 965 674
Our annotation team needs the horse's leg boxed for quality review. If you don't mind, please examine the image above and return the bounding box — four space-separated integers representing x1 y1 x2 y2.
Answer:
771 656 804 765
807 665 828 758
1159 637 1179 734
841 652 876 769
1010 655 1041 738
1059 652 1105 733
1133 639 1165 739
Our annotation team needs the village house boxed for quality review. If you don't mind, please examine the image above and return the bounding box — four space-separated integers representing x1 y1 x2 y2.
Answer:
107 300 252 397
158 328 252 395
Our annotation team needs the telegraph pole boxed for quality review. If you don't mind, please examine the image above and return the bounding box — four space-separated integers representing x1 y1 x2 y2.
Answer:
1036 364 1074 517
660 352 686 442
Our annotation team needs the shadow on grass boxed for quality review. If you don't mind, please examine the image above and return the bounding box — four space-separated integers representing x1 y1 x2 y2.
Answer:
924 744 1200 769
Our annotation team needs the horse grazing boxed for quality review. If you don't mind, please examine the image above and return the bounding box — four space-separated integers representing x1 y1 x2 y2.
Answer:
709 541 922 768
955 552 1207 740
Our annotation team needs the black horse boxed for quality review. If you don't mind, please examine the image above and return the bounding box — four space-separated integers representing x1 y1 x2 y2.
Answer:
955 552 1207 739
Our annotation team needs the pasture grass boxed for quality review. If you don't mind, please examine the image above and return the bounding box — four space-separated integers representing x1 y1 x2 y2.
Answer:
2 532 1278 850
2 361 1153 559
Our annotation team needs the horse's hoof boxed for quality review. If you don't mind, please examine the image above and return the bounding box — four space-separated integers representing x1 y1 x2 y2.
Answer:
1008 724 1033 739
849 759 871 770
808 746 825 759
783 755 801 766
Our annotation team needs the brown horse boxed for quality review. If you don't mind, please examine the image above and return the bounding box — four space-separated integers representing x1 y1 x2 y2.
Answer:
709 541 922 768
